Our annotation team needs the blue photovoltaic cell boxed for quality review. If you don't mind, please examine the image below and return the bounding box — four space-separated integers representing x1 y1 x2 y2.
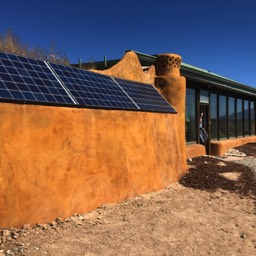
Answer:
113 78 176 113
0 52 74 105
0 51 175 113
49 63 176 113
49 63 137 109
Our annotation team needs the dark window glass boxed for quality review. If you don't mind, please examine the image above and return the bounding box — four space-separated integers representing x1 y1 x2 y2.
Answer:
228 97 235 137
210 93 217 139
200 90 209 103
186 88 196 142
250 101 255 135
219 95 227 138
237 99 243 136
244 100 249 136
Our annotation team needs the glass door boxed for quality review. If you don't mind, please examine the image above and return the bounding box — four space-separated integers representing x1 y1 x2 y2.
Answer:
199 104 210 154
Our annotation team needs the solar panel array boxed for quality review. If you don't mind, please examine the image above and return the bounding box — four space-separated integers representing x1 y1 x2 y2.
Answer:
114 78 175 112
49 63 136 109
0 51 176 113
0 52 74 105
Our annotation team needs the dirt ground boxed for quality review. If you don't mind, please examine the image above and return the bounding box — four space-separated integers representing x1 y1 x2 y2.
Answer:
1 143 256 256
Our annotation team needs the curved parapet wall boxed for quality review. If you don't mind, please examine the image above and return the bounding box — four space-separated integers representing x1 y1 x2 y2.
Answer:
92 51 156 84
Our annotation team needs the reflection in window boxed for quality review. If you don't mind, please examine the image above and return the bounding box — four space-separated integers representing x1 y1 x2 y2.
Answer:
251 101 255 135
200 90 209 104
219 95 227 138
186 88 196 142
228 97 235 137
210 93 217 139
237 99 243 136
244 100 249 136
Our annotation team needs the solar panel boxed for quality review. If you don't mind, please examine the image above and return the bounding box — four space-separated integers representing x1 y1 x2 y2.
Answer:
49 63 176 113
48 63 137 109
0 51 176 113
113 78 176 113
0 52 74 105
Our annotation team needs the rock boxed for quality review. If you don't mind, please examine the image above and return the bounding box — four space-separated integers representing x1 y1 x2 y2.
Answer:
216 162 227 166
22 224 31 230
36 223 49 230
0 252 6 256
17 247 24 254
55 217 63 224
6 250 13 255
240 232 246 239
2 230 10 237
11 234 18 240
50 221 57 227
224 148 246 157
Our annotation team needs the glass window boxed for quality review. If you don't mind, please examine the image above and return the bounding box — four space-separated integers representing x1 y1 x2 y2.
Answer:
200 90 209 104
237 99 243 136
186 88 196 142
219 95 227 138
244 100 249 136
228 97 235 137
250 101 255 135
210 93 217 139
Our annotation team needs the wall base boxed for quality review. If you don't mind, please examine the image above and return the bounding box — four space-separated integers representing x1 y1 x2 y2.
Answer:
210 136 256 156
186 144 206 159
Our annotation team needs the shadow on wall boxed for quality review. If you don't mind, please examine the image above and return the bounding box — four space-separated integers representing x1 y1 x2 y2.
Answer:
179 156 256 209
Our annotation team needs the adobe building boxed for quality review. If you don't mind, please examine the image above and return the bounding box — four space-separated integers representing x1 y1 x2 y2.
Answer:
0 50 255 228
84 50 256 158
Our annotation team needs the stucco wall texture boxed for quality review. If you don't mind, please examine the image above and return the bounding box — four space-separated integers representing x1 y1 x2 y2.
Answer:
0 103 186 228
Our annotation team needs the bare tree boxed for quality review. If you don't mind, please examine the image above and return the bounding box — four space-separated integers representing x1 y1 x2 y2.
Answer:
0 29 70 65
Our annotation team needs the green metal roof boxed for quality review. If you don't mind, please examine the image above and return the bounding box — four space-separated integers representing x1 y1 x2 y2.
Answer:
126 50 256 97
73 50 256 97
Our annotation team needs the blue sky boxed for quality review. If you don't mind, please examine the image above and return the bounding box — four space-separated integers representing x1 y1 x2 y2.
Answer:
1 0 256 87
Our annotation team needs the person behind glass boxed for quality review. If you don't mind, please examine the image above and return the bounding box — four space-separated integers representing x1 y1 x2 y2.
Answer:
199 112 207 145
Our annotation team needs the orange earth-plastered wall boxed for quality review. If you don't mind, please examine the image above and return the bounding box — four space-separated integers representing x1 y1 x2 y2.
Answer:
186 144 206 159
0 103 186 228
95 52 188 177
93 51 156 85
211 136 256 156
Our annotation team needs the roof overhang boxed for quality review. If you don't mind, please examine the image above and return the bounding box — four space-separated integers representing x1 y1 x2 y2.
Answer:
126 50 256 97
